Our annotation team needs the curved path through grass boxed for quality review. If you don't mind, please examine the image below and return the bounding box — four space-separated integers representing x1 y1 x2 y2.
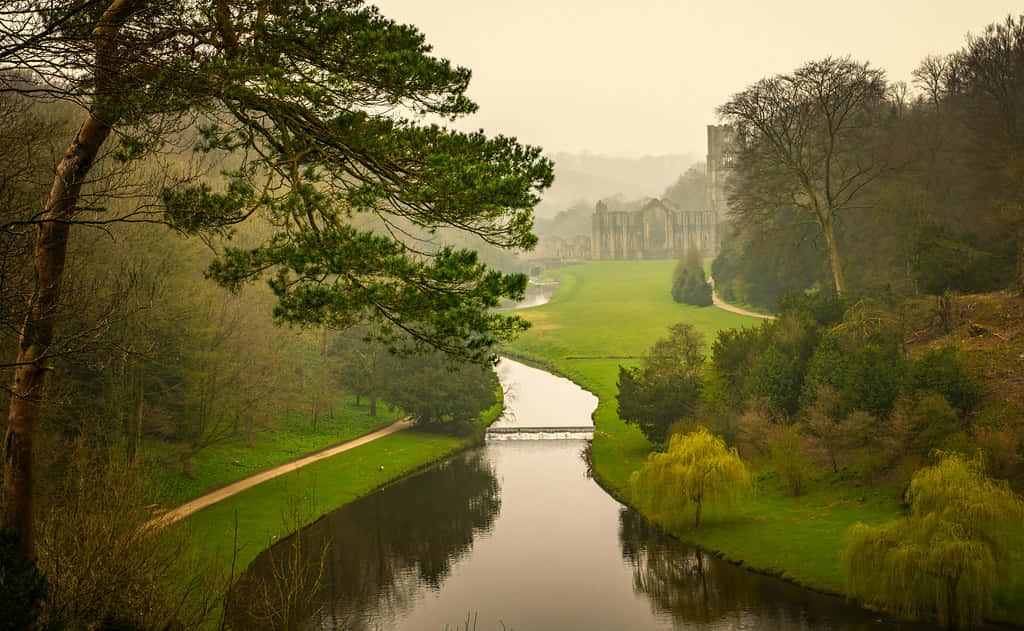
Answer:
708 276 776 320
151 419 412 528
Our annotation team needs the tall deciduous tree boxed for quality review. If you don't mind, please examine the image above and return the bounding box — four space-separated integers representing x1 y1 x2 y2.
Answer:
717 57 889 295
630 427 751 528
844 451 1024 629
1 0 552 557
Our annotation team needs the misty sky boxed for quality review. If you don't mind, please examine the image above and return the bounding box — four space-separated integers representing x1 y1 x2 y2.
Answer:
373 0 1022 159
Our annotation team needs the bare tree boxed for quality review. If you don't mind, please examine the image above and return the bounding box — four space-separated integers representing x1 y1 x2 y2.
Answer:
912 54 954 108
717 57 889 295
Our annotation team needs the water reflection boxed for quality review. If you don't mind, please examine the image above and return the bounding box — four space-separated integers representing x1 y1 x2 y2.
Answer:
619 508 935 630
228 450 500 630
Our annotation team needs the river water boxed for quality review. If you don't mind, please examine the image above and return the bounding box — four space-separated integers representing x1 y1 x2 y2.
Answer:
228 359 942 631
497 280 560 311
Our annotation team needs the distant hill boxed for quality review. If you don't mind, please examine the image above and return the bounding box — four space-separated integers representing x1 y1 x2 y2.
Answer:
535 152 699 219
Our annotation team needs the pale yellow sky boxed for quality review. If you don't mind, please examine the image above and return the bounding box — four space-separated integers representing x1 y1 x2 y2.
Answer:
373 0 1022 158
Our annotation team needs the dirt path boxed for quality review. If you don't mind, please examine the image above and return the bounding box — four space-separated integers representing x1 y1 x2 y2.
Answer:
150 418 413 528
708 277 776 320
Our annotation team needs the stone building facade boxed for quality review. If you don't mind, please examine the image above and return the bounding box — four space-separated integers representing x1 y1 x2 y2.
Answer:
591 124 732 260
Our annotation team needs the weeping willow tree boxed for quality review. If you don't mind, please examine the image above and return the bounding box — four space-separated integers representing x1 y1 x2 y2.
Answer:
844 451 1024 629
630 427 751 528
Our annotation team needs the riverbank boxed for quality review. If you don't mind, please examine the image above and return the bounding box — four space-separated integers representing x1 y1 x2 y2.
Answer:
505 260 1024 626
172 389 504 589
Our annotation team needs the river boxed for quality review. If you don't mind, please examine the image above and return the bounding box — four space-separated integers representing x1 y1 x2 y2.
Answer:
229 359 940 631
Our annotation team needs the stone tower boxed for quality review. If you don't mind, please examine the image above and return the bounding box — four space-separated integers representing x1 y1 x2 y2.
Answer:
705 124 734 226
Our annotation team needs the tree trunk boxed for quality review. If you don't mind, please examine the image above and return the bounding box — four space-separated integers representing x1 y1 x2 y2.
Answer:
694 500 703 528
1 0 138 556
370 392 377 417
822 218 845 295
2 111 115 557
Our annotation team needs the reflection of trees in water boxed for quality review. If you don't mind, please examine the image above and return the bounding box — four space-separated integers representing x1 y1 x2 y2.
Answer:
619 508 740 626
228 449 500 630
618 509 908 631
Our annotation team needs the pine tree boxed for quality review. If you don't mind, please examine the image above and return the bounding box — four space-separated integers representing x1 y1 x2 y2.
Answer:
1 0 552 558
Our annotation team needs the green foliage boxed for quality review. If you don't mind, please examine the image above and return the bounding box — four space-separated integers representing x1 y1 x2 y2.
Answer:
907 347 979 414
800 334 847 409
845 452 1024 628
630 427 751 528
380 352 498 430
776 292 848 328
889 393 960 459
17 0 554 365
710 212 828 312
709 325 765 401
914 227 1012 295
769 426 817 496
840 345 905 418
718 57 888 295
743 347 803 416
671 249 712 306
616 323 705 444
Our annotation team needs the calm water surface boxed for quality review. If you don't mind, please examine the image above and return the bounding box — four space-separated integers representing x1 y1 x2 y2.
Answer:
498 281 560 311
230 360 935 630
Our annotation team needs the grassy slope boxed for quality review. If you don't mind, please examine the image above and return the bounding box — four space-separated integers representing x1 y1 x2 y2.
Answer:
507 260 1023 622
150 397 403 505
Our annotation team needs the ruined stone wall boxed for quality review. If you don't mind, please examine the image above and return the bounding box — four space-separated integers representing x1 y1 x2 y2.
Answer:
589 125 731 260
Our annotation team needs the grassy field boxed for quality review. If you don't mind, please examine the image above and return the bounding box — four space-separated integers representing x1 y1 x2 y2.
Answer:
506 260 1024 624
149 397 403 505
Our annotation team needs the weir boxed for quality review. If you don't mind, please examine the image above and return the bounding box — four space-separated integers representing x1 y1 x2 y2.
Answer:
484 425 593 440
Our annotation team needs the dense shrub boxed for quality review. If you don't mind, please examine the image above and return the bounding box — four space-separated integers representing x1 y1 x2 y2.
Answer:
671 249 713 306
907 347 979 414
776 292 847 328
914 229 1011 294
710 325 766 396
800 334 847 409
841 345 905 418
743 347 803 417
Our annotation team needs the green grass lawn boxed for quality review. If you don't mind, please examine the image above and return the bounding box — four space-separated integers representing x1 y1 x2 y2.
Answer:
506 259 1024 625
148 396 403 506
176 391 502 575
175 431 465 571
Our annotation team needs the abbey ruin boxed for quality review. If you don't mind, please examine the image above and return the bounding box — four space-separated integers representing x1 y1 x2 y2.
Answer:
591 125 732 260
